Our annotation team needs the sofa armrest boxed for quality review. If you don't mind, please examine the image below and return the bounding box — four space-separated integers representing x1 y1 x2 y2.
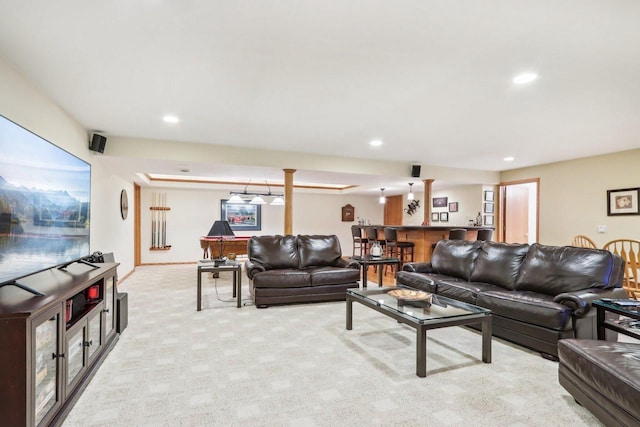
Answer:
244 259 266 279
402 262 434 273
554 287 627 316
335 258 361 270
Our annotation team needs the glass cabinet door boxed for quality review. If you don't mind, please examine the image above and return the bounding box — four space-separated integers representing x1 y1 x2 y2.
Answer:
66 323 86 389
87 308 102 361
104 277 115 336
34 309 61 426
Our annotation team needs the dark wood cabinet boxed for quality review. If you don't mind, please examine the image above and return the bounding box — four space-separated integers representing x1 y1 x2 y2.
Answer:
0 262 119 427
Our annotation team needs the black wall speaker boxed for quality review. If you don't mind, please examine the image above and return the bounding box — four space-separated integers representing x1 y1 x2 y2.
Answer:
89 134 107 153
411 164 421 178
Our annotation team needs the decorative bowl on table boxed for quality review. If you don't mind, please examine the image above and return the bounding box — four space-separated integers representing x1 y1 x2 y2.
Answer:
388 289 433 304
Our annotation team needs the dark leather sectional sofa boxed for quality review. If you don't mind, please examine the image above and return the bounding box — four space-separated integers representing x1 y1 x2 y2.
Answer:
396 240 627 358
245 234 360 307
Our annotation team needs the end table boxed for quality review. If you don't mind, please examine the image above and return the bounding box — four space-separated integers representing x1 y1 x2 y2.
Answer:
197 260 242 310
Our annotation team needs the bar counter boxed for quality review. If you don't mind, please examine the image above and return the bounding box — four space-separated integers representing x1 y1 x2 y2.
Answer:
358 225 493 263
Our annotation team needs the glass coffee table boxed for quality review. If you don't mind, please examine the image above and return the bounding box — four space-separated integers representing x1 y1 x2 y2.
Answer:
346 286 492 377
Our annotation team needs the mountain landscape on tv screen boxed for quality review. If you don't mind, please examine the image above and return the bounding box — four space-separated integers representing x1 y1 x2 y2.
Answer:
0 176 89 236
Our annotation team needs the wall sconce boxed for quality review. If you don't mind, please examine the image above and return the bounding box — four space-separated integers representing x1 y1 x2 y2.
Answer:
407 182 415 200
379 188 386 204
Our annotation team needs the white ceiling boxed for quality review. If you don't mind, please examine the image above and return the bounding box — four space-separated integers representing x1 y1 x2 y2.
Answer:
1 1 639 193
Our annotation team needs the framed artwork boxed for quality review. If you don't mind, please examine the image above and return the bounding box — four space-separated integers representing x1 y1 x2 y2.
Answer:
439 212 449 222
221 199 261 230
341 204 355 222
607 188 640 216
448 202 458 212
484 215 494 226
433 197 448 208
484 203 494 214
431 212 439 222
484 190 494 202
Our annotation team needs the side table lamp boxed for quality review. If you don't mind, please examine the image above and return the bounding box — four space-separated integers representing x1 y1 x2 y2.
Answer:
206 220 235 265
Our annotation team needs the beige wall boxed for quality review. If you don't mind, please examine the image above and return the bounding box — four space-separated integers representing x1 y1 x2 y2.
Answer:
4 50 638 270
140 187 383 263
0 56 135 277
500 149 640 247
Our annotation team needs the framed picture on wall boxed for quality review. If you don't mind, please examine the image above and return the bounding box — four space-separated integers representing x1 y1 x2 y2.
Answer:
484 203 494 214
484 190 494 202
484 215 494 226
439 212 449 222
448 202 458 212
431 212 439 222
607 188 640 216
433 197 448 208
221 199 262 230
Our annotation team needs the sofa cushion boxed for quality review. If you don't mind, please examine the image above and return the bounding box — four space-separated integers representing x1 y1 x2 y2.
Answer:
514 243 617 296
248 235 300 269
309 266 360 286
431 240 482 280
470 241 530 290
436 280 507 305
298 235 343 268
476 290 573 330
251 269 311 288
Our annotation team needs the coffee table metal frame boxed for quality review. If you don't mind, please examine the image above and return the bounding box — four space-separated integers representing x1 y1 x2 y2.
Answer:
350 255 401 288
346 287 492 377
197 260 242 310
593 299 640 340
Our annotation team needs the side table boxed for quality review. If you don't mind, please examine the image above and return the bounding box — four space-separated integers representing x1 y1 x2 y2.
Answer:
593 299 640 340
197 260 242 310
350 255 401 288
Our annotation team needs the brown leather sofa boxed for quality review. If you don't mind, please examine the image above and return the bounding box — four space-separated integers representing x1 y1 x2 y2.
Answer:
396 240 626 358
559 339 640 426
245 234 360 307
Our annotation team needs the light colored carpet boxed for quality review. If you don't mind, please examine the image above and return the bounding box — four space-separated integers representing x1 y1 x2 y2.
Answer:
62 264 602 426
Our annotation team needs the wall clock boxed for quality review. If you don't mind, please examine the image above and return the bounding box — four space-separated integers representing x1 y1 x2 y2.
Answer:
120 189 128 220
341 204 354 222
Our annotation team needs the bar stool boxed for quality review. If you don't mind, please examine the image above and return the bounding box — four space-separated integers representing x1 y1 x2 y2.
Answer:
449 229 468 240
476 228 494 241
432 228 467 251
351 225 368 257
365 226 386 254
384 227 414 272
365 227 386 276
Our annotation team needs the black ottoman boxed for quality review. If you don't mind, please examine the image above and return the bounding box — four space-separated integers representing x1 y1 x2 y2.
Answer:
558 339 640 426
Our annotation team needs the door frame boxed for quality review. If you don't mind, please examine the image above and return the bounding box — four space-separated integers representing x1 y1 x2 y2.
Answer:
498 178 540 243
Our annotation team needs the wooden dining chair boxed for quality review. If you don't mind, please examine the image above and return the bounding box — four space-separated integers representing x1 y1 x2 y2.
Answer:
571 235 597 249
603 239 640 300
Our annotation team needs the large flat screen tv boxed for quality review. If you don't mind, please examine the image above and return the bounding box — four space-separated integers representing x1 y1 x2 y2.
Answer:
0 114 91 287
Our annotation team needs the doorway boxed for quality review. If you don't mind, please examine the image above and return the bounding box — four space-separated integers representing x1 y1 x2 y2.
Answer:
384 195 403 225
500 179 539 244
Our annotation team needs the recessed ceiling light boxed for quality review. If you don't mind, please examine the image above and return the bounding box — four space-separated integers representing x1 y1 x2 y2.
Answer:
512 72 538 85
504 156 515 162
369 139 383 147
163 115 180 124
